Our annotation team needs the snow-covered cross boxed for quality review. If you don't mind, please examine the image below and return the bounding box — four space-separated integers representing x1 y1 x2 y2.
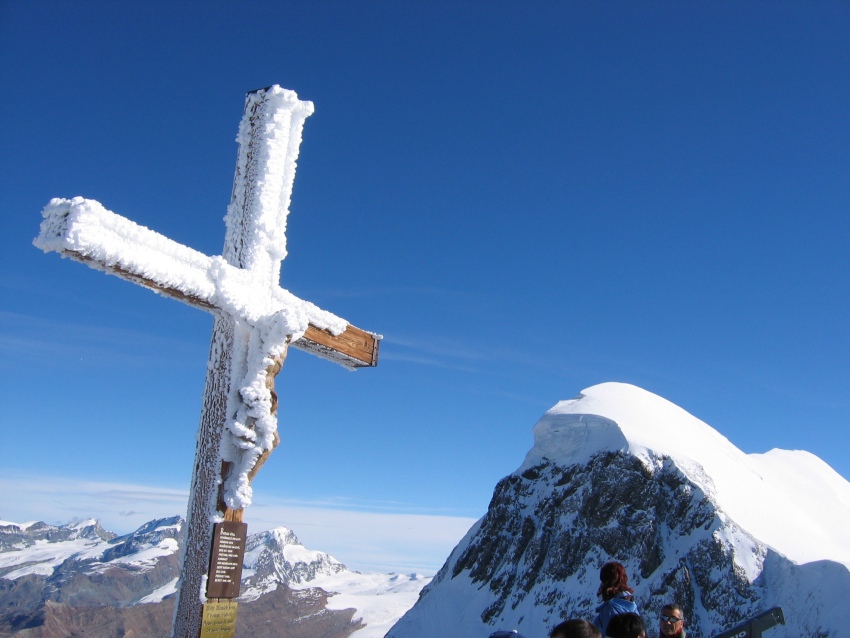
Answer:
34 86 380 637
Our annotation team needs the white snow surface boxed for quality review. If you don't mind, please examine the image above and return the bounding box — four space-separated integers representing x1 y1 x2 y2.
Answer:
521 382 850 568
293 571 430 638
0 520 39 530
138 577 179 604
0 516 184 582
0 532 177 580
237 525 429 636
0 537 104 579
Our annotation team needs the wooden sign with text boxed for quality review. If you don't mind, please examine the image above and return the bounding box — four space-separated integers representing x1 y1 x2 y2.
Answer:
206 521 248 599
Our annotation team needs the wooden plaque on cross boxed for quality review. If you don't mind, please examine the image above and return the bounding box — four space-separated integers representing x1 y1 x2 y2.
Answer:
34 85 380 638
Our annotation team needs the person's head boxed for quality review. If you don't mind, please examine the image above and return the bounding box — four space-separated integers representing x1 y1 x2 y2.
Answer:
550 619 602 638
597 561 634 601
659 604 685 637
605 613 645 638
489 632 527 638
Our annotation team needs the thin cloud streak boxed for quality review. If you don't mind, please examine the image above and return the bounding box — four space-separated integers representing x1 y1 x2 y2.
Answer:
301 286 476 300
383 331 575 381
0 311 205 366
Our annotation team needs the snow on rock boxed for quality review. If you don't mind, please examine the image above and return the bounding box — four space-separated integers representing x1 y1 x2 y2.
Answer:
0 537 104 579
240 526 348 599
0 517 181 580
138 577 179 604
237 525 431 636
522 382 850 567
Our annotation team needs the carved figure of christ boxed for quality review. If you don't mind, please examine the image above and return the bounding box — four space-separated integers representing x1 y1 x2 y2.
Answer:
34 86 380 637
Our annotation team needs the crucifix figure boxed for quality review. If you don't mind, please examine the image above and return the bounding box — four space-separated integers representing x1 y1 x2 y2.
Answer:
34 86 380 638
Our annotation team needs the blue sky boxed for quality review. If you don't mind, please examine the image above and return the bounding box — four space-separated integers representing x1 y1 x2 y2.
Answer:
2 2 849 572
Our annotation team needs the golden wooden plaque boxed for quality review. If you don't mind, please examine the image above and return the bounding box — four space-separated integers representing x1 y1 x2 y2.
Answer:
200 600 238 638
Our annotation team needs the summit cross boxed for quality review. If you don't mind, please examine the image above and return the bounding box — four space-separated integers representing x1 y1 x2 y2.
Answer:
34 86 380 638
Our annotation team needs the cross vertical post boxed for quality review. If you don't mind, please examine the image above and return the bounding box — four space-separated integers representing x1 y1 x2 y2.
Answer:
172 87 315 638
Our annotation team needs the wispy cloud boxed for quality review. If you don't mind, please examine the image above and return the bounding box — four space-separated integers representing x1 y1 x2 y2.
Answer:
0 311 205 367
0 471 476 574
297 286 474 301
381 331 568 381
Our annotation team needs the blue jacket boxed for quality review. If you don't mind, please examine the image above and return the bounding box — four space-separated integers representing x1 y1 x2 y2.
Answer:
593 592 639 636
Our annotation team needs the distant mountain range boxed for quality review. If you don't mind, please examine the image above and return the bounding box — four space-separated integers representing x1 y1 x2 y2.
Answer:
0 516 427 637
389 383 850 638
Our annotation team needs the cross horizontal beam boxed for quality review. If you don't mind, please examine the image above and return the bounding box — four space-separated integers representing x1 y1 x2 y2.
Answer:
35 196 380 368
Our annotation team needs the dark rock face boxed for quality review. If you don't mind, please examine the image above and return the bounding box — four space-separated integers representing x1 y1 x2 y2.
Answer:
446 452 755 630
390 450 846 637
236 585 363 638
46 551 180 608
1 599 175 638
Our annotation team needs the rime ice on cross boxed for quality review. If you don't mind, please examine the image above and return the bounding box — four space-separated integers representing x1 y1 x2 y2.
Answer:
34 86 380 638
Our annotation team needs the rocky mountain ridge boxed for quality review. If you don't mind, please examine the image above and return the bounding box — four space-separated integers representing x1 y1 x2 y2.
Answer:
0 516 425 637
388 383 850 638
0 519 114 554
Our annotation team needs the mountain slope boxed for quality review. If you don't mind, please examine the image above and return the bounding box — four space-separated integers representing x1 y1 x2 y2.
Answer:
388 383 850 638
0 518 427 637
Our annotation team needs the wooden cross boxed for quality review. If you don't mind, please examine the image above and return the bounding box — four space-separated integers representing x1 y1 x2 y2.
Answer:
34 86 380 638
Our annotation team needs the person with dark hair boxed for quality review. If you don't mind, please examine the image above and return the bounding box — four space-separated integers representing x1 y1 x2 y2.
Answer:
489 631 527 638
658 604 686 638
592 561 640 635
550 619 602 638
606 612 646 638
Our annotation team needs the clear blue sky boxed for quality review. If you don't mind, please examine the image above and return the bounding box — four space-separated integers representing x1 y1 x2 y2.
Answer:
2 2 849 572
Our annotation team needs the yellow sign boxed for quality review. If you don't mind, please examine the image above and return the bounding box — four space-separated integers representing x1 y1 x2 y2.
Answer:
200 600 238 638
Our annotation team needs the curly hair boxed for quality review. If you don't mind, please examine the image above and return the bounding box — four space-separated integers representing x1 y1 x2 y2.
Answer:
596 561 634 601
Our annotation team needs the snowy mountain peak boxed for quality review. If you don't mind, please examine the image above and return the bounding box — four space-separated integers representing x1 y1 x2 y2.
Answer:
101 516 182 563
247 525 300 548
523 382 736 470
389 382 850 638
241 524 348 599
522 382 850 568
0 518 115 554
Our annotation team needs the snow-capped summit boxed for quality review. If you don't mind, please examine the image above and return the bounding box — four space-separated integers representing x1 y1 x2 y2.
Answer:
241 525 348 599
524 382 850 567
389 382 850 638
0 517 115 554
